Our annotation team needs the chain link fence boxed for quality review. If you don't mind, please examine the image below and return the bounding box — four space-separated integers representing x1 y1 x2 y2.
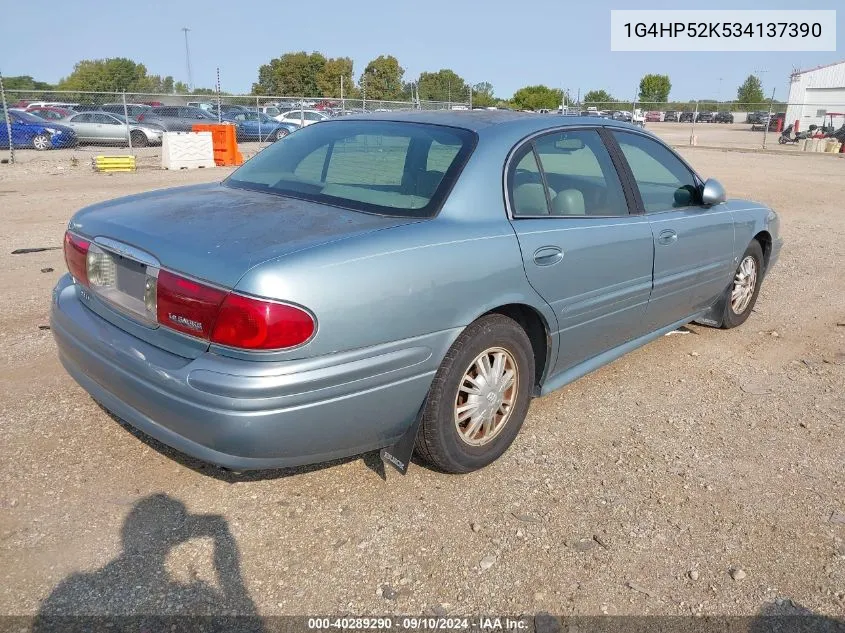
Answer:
0 89 470 164
565 100 845 150
2 88 843 164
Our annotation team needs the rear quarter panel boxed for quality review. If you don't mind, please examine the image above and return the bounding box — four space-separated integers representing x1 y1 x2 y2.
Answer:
231 217 558 364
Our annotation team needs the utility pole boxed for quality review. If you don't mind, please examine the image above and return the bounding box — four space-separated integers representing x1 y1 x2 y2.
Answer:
762 87 776 149
753 68 768 107
181 27 193 92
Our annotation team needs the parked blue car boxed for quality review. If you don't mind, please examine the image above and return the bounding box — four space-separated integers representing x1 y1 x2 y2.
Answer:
221 111 300 142
51 112 781 474
1 109 77 150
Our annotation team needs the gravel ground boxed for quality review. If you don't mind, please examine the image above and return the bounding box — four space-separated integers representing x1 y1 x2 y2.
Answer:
0 145 843 622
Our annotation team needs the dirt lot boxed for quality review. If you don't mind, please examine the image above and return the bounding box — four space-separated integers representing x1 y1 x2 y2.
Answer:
0 143 843 623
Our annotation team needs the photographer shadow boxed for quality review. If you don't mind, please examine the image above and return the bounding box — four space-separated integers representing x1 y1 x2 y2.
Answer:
33 493 266 633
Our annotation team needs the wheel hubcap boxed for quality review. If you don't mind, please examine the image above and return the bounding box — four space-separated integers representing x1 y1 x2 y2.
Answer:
731 255 757 314
34 136 48 149
454 347 518 447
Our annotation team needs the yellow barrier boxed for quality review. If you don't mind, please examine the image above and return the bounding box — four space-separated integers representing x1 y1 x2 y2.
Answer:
93 155 136 173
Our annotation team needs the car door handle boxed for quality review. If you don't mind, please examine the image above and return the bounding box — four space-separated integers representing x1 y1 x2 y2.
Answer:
533 246 564 266
657 229 678 245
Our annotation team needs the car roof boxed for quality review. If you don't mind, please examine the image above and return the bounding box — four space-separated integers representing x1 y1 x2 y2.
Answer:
330 109 650 139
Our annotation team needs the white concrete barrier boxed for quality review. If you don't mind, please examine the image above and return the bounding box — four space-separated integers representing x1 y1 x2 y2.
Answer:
161 132 215 170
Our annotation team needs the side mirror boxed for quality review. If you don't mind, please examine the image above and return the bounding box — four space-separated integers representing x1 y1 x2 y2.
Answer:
701 178 726 206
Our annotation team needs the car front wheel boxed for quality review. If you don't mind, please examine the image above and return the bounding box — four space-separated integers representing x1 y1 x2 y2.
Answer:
415 314 534 473
721 240 764 328
32 133 51 151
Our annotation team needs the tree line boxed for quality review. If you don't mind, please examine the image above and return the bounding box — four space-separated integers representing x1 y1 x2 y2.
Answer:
3 58 775 111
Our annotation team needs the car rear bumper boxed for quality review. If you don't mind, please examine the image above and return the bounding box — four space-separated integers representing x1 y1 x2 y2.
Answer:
51 274 450 470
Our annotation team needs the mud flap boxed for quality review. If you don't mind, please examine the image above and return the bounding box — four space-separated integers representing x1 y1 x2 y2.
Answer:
694 282 730 328
380 410 423 475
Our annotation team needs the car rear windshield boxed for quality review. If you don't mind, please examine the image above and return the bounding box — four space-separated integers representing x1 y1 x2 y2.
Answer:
224 120 476 218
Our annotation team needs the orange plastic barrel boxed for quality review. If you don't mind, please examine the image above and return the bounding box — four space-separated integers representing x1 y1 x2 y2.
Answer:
191 123 243 167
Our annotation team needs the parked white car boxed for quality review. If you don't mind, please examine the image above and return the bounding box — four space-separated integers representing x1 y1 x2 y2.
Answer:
258 105 286 121
279 109 330 126
631 108 646 127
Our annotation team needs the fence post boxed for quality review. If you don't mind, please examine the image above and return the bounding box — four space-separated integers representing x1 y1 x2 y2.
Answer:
256 96 262 147
341 75 345 114
689 101 698 146
0 71 14 165
762 88 775 149
123 91 133 151
216 67 222 124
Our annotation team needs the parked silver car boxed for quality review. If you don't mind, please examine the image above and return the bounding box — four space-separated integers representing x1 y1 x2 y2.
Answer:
136 106 218 132
59 112 164 147
52 112 781 474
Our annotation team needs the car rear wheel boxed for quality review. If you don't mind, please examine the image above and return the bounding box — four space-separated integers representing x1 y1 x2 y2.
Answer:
721 240 764 329
274 128 289 141
415 314 534 473
32 133 51 151
130 130 147 147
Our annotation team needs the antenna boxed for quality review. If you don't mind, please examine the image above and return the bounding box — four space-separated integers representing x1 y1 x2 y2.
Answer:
181 27 193 92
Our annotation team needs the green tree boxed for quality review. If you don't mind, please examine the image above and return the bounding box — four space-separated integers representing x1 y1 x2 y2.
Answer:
3 75 54 91
57 58 160 92
471 81 496 107
416 69 468 102
317 57 355 98
252 51 327 96
511 85 563 111
736 74 764 106
360 55 404 100
638 73 671 103
583 89 616 105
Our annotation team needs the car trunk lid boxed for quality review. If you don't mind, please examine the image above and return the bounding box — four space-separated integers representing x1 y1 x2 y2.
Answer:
69 182 416 357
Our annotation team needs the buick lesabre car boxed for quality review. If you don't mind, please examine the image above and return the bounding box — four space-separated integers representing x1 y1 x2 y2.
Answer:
52 111 782 474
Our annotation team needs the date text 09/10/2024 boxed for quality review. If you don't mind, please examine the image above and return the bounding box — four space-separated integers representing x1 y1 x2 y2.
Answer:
307 616 530 630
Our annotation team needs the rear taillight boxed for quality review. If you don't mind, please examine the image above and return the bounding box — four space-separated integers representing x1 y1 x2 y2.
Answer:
136 114 145 121
211 294 315 350
156 270 227 339
155 270 315 350
64 231 89 286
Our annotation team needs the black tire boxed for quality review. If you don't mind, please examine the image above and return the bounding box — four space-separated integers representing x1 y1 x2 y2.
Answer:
721 240 764 329
415 314 535 473
130 130 147 148
32 133 51 151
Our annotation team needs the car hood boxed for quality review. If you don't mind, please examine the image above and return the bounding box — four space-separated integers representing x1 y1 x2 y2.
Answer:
68 182 418 289
35 122 75 134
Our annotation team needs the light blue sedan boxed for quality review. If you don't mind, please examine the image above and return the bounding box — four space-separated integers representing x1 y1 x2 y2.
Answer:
51 111 781 474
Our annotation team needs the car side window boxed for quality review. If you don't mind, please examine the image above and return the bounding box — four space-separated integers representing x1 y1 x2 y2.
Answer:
613 131 700 213
72 113 91 123
533 130 628 217
509 146 549 216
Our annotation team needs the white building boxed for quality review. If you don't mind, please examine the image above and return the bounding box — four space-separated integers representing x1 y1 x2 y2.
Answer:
785 60 845 131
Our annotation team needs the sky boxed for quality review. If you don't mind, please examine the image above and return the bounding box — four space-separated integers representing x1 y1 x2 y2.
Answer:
0 0 841 101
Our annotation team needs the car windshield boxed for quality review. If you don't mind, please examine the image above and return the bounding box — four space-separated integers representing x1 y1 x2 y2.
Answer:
10 110 45 123
107 113 137 124
225 120 476 218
